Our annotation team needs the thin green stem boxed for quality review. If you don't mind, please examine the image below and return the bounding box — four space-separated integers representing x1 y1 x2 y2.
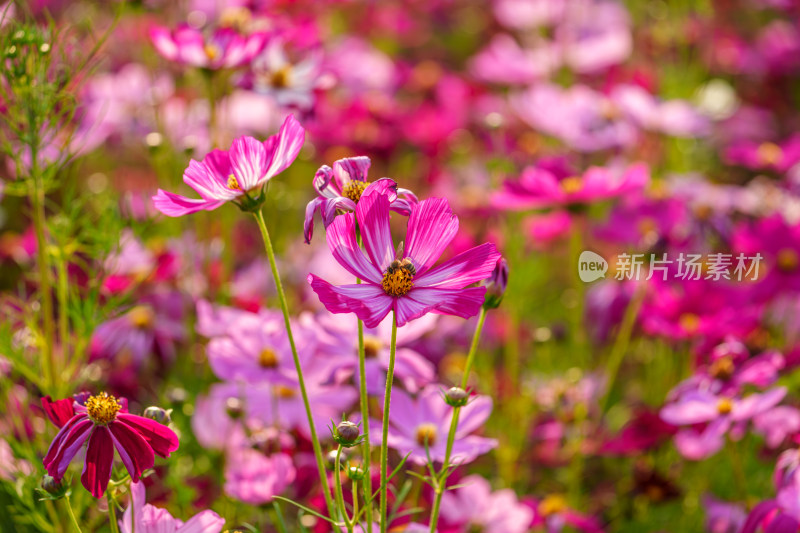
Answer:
63 495 83 533
379 313 398 533
273 501 288 533
335 445 353 532
253 210 336 518
429 307 488 533
601 283 645 414
30 168 56 390
356 284 373 533
107 491 120 533
56 253 69 372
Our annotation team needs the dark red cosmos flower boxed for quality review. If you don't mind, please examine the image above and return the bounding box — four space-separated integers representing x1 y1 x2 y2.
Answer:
42 392 179 498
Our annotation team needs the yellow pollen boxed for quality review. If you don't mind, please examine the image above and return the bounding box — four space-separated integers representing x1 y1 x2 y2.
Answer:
85 393 122 424
382 268 414 297
694 204 713 221
342 180 370 203
777 248 799 272
128 306 154 329
258 348 279 368
204 44 220 61
560 176 583 195
363 336 382 359
638 217 658 238
679 313 701 334
717 398 733 415
227 174 241 190
538 494 568 517
709 357 735 380
270 66 292 89
757 142 783 166
275 385 297 399
415 423 437 447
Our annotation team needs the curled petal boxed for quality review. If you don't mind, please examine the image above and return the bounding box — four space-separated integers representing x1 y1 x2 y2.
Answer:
116 414 179 458
109 421 155 483
41 396 76 428
263 114 306 181
44 417 93 480
81 426 115 498
333 156 371 186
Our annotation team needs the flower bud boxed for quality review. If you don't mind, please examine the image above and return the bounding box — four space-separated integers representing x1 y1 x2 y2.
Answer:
444 387 469 407
225 397 244 419
143 406 172 425
333 420 361 447
39 475 69 500
347 465 365 481
482 258 508 309
326 448 349 469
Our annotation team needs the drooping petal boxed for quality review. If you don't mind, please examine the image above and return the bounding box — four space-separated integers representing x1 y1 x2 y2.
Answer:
108 421 155 483
177 510 227 533
152 190 225 217
313 165 340 198
740 501 779 533
116 414 179 458
303 196 326 244
333 156 371 185
673 418 729 460
44 417 93 480
262 114 306 181
365 178 399 204
405 198 459 275
41 396 76 428
81 426 115 498
394 286 486 327
356 187 395 271
325 212 383 283
229 136 268 190
307 275 393 328
415 243 501 289
659 391 720 425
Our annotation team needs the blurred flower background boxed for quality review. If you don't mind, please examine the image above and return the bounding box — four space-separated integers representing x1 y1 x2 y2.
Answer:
1 0 800 532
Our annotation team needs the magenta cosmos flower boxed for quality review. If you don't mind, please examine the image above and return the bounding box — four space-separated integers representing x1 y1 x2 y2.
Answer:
42 393 179 497
121 481 225 533
307 188 500 328
150 25 267 70
303 156 417 243
153 115 304 217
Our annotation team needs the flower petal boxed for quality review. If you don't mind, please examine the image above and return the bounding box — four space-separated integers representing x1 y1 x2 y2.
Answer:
405 198 459 275
109 421 155 483
394 286 486 327
333 156 371 185
41 396 76 428
152 190 225 217
415 243 501 288
325 212 382 283
44 417 93 480
229 136 268 190
263 114 305 181
116 414 179 458
356 186 395 271
177 510 227 533
81 426 115 498
307 275 393 328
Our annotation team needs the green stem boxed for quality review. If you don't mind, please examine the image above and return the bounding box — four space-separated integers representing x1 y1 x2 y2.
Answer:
356 288 374 533
63 495 83 533
56 253 69 373
253 210 336 518
107 491 120 533
335 445 353 532
273 501 288 533
379 313 398 533
569 215 586 355
30 168 56 390
429 307 488 533
601 283 645 414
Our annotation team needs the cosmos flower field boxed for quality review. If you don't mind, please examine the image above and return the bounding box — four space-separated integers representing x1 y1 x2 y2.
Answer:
2 0 800 531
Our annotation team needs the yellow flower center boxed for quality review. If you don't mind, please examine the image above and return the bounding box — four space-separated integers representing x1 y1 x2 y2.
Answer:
382 262 414 297
757 142 783 166
717 398 733 415
204 44 220 61
363 336 382 359
270 66 292 89
275 385 297 399
638 217 658 238
128 306 154 329
341 180 370 203
85 393 122 425
560 176 583 195
538 494 568 517
258 348 279 368
415 423 438 447
679 313 701 334
777 248 799 272
227 174 241 190
709 357 735 380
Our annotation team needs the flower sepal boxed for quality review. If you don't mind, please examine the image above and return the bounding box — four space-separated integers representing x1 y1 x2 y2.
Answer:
37 476 70 501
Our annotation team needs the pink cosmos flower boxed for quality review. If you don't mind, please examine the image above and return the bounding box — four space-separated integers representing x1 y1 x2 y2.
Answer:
307 189 500 328
120 481 225 533
224 447 296 504
492 161 649 210
660 387 786 460
303 156 417 243
150 25 268 70
42 393 179 497
439 475 533 533
527 494 605 533
724 135 800 174
372 385 497 465
153 115 305 217
250 37 325 110
703 496 746 533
